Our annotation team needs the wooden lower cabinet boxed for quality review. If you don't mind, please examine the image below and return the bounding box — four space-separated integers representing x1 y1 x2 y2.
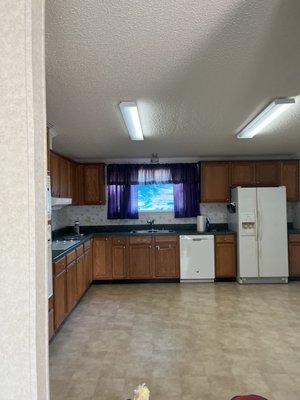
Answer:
289 234 300 277
84 247 93 286
154 236 179 278
48 296 54 340
53 268 67 330
215 235 237 278
128 244 153 278
66 260 77 312
52 241 94 338
76 254 85 298
93 235 181 280
112 237 127 279
128 237 154 279
93 237 112 279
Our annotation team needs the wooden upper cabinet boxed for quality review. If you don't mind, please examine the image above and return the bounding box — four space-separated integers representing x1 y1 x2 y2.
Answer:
50 151 60 197
201 162 230 203
70 162 78 204
280 160 299 201
60 157 71 198
230 161 255 187
83 164 105 205
93 237 112 279
254 161 280 186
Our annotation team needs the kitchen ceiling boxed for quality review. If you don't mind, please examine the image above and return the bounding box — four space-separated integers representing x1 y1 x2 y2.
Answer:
45 0 300 160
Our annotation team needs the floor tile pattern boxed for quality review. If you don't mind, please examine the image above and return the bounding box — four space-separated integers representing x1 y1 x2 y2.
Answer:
50 282 300 400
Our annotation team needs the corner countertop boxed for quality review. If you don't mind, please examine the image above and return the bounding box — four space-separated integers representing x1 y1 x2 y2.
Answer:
288 228 300 234
52 223 236 262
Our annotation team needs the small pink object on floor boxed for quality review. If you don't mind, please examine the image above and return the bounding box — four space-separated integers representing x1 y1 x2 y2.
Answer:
231 396 268 400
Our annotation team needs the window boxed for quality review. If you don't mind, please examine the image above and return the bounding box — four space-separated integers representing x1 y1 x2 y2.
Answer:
138 183 174 212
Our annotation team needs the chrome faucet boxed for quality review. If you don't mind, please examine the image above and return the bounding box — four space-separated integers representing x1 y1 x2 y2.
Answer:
147 219 155 230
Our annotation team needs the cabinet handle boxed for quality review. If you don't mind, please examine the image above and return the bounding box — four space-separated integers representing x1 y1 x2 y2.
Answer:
156 245 172 251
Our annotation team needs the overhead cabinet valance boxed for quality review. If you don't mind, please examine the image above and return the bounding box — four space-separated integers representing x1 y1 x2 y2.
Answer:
107 163 199 185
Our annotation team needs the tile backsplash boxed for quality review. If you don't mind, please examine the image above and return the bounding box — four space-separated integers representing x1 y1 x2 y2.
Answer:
51 202 296 230
51 203 228 230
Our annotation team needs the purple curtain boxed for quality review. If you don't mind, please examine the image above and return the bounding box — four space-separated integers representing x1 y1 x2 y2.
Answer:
107 163 199 219
107 164 139 219
171 163 200 218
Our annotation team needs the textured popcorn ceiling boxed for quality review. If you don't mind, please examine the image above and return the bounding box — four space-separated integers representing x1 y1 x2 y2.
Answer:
46 0 300 159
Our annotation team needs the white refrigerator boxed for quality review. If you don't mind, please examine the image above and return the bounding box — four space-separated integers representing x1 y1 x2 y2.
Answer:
228 187 289 284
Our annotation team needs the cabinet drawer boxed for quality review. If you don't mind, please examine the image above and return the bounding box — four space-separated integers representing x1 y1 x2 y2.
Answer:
84 240 92 251
53 257 66 276
112 236 127 245
66 249 76 265
129 236 152 244
215 235 235 244
289 234 300 243
76 245 84 257
155 235 178 243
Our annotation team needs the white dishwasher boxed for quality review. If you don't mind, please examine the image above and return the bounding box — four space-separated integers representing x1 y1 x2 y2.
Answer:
180 235 215 282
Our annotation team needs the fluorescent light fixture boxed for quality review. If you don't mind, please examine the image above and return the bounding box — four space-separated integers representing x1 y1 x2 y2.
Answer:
119 101 144 141
237 97 295 139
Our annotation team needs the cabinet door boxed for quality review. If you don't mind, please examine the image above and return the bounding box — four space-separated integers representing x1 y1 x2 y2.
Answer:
112 245 127 279
66 260 77 312
84 249 92 288
128 244 153 278
155 242 179 278
280 160 299 201
201 162 230 202
215 236 236 278
76 255 85 298
289 236 300 276
70 162 78 204
254 161 280 186
48 296 54 340
54 269 67 329
93 237 112 279
230 161 255 187
88 247 93 284
83 164 105 205
50 151 60 197
60 157 71 198
49 309 54 340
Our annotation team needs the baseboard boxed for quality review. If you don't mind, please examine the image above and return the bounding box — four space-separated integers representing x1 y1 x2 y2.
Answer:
92 278 180 284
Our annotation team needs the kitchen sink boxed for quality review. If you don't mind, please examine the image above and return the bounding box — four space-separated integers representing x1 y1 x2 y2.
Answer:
130 229 175 234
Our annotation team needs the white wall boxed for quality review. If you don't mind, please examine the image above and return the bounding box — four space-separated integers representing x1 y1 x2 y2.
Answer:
0 1 48 399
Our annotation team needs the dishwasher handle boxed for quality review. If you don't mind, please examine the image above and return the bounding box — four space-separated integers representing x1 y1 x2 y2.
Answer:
180 235 214 241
